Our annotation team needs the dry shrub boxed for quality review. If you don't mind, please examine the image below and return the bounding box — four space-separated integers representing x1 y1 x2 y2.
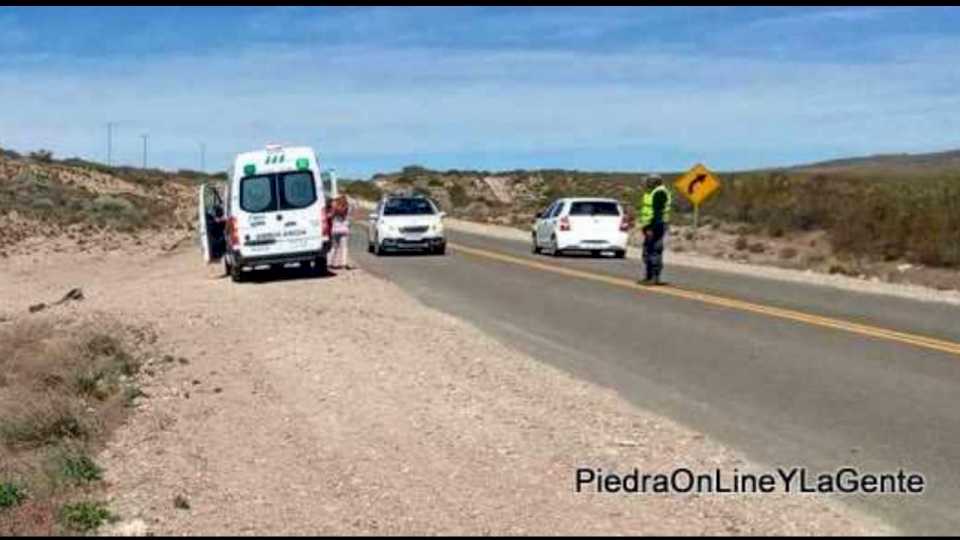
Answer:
0 498 58 536
0 316 144 535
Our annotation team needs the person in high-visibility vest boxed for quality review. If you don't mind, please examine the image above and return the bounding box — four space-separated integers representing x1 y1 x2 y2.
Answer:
635 174 672 285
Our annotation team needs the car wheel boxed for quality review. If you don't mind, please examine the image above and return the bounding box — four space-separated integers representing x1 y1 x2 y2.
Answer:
367 241 374 254
551 235 561 257
532 234 541 254
374 241 383 256
436 243 446 256
615 249 626 259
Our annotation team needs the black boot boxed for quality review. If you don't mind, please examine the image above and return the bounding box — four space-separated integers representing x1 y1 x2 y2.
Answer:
639 268 654 285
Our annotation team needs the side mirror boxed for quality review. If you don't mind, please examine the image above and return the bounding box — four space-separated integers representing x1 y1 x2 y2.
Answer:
535 211 543 219
438 211 447 218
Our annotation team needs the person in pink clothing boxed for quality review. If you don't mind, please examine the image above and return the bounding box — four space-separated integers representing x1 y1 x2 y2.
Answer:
328 195 352 270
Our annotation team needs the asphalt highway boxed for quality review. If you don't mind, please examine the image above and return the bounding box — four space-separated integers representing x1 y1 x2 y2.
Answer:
349 223 960 534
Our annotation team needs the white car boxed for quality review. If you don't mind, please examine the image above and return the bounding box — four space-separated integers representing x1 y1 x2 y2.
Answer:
198 144 335 282
532 197 629 258
367 194 447 255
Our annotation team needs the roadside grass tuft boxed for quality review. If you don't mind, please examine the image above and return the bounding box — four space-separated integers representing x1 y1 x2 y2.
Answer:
58 501 114 532
0 482 27 509
55 450 103 485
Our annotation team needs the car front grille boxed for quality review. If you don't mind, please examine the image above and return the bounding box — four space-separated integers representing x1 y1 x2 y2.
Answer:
400 226 429 234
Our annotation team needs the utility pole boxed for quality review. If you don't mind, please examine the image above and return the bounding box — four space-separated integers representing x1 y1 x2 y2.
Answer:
140 134 149 169
106 122 116 166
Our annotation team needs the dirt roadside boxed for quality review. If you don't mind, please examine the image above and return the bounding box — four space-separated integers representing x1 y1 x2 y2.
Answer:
0 245 894 535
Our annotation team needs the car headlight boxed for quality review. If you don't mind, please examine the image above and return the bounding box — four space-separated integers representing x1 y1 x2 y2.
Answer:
433 222 444 234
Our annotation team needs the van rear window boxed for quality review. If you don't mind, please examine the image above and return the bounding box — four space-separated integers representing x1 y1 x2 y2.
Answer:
240 172 317 213
569 201 621 216
240 175 275 213
279 172 316 209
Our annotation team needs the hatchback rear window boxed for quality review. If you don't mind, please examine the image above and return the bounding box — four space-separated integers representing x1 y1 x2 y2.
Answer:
239 172 317 213
569 201 621 216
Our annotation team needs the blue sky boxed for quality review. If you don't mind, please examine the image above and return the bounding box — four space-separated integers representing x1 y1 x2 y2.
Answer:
2 6 960 178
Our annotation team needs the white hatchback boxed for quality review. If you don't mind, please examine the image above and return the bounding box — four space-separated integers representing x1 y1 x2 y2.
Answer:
532 197 629 258
367 194 447 255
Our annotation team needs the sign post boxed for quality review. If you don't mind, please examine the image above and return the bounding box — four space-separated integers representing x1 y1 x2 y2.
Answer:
673 163 721 252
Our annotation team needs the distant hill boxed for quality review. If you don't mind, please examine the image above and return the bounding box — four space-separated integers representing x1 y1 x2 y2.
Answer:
784 148 960 177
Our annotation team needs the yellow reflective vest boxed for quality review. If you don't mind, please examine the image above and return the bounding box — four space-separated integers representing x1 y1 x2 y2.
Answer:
638 185 672 227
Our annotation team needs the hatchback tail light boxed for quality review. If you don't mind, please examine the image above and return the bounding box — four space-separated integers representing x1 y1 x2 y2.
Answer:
620 214 630 231
559 216 571 231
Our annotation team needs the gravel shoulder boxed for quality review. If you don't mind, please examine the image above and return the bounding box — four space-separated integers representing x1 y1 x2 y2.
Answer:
0 245 893 535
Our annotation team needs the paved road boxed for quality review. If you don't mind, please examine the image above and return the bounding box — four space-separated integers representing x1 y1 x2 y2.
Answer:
349 224 960 535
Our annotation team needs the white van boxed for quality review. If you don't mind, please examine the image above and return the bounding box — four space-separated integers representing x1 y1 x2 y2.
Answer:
198 144 334 282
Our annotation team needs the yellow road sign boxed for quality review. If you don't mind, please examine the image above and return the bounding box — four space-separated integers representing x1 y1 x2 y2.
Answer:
674 163 721 206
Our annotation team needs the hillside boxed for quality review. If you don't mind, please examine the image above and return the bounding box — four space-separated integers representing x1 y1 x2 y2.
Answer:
788 148 960 176
0 149 220 257
342 150 960 290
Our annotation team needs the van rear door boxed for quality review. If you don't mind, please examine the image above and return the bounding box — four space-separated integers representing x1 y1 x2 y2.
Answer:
275 170 322 254
237 171 322 259
198 183 225 263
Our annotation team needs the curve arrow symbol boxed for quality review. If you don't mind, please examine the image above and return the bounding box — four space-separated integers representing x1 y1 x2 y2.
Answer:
688 174 707 195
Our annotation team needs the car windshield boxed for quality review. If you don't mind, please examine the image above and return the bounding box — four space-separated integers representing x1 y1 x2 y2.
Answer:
383 197 435 216
569 201 621 216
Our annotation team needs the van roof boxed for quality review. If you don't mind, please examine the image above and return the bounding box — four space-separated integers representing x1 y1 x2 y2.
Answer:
233 145 317 168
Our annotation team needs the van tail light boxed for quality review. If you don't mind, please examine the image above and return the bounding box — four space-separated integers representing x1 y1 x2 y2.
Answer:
620 215 630 231
320 206 330 237
559 216 571 231
226 216 240 248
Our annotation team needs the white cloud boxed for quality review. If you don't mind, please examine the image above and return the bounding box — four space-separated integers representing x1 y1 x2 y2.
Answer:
1 37 959 175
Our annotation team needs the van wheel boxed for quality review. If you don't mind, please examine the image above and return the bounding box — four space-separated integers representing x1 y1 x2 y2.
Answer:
230 262 244 283
313 256 328 276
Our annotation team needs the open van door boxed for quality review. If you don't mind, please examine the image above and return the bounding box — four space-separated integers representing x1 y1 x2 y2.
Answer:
320 168 338 200
198 183 226 263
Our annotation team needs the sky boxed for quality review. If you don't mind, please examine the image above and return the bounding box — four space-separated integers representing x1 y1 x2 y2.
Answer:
2 6 960 178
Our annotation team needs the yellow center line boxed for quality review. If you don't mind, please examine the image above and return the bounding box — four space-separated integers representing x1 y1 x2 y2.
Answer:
448 242 960 357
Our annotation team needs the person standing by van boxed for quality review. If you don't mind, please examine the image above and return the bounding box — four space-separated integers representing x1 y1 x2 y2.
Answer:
329 195 352 270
